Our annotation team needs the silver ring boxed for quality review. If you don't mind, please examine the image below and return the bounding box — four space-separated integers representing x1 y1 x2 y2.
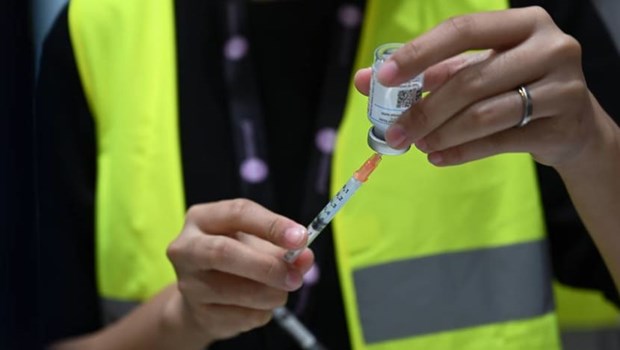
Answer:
516 85 533 128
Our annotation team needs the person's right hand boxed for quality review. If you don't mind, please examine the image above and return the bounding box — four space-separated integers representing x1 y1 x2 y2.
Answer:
353 7 609 170
165 199 313 344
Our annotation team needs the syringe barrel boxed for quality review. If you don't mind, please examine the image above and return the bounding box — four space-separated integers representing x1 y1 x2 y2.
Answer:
283 177 362 263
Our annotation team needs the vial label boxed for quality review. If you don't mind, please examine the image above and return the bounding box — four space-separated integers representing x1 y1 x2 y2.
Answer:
368 72 423 139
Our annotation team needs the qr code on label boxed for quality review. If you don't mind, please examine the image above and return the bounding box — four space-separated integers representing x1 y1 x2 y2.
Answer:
396 89 415 108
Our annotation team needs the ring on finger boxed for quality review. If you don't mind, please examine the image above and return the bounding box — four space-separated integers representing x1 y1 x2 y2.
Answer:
516 85 533 128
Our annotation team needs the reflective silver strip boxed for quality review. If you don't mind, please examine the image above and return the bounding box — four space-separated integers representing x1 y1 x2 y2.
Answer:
561 328 620 350
592 0 620 53
353 240 554 343
101 298 140 324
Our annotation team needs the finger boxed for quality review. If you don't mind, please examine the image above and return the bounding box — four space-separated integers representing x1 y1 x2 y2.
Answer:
182 271 288 310
290 248 314 274
173 233 305 291
235 231 282 254
415 84 536 153
377 7 546 86
423 50 492 92
425 117 555 167
187 199 307 249
354 52 489 96
416 80 554 153
353 68 371 95
236 232 315 273
385 42 547 148
414 89 522 153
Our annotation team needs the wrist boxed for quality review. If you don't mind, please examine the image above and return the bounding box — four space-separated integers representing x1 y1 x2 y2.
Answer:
160 285 215 349
554 93 618 178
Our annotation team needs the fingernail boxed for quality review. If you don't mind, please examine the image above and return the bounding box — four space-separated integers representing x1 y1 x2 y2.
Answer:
377 60 398 85
285 272 302 290
284 226 306 246
386 124 408 148
429 152 443 165
415 139 429 153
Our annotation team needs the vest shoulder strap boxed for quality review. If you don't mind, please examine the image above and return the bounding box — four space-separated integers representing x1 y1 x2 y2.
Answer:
69 0 185 301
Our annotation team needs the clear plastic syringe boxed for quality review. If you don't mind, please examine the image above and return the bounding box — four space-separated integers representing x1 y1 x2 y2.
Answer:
273 152 382 350
275 43 415 349
283 152 382 262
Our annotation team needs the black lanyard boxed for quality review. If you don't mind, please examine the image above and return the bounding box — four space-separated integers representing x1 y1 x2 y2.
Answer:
221 0 276 206
217 1 364 348
219 0 363 225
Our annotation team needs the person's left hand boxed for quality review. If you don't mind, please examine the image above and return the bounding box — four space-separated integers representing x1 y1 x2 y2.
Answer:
354 6 604 169
165 199 313 345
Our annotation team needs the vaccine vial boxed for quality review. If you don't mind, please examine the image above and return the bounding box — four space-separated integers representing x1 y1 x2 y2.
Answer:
367 43 423 155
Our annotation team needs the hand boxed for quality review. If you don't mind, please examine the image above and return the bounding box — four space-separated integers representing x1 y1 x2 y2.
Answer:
354 6 605 169
165 199 313 344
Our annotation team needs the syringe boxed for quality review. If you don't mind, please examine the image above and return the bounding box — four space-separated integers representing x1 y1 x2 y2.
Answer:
283 152 382 262
273 152 382 350
275 43 412 349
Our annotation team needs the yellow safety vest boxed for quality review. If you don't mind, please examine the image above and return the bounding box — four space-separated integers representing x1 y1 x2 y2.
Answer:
70 0 182 301
69 0 561 348
554 282 619 330
333 2 559 348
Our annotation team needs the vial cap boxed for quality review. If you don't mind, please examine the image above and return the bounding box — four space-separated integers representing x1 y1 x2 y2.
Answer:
367 127 410 155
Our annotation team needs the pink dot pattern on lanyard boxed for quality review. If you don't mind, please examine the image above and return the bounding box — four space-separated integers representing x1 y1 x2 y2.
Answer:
224 35 249 61
240 157 269 183
315 127 337 154
303 263 320 286
338 4 362 28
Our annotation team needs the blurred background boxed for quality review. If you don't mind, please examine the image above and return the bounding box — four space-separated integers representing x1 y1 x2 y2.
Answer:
1 1 66 348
